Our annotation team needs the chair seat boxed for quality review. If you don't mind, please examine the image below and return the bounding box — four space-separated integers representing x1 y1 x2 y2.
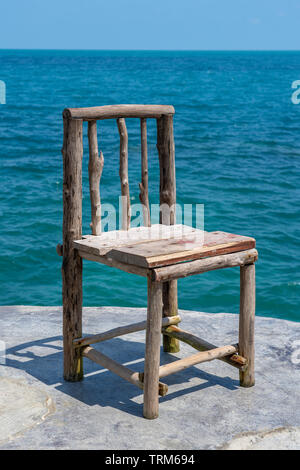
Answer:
74 224 255 268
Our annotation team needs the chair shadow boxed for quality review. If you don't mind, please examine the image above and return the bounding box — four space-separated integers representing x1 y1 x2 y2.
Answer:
2 334 239 417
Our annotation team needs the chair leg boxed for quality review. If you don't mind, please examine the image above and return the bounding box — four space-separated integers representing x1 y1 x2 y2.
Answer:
62 116 84 382
62 254 83 382
162 280 180 353
143 277 163 419
239 263 255 387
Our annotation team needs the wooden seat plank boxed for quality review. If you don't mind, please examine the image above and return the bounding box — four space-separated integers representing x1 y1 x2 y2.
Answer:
74 224 255 268
109 232 255 268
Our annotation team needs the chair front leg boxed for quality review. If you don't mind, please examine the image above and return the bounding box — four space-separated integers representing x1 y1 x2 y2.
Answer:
239 263 256 387
143 277 163 419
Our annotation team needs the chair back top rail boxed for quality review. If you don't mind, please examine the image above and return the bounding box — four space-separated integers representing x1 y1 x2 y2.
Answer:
63 104 175 121
62 104 176 235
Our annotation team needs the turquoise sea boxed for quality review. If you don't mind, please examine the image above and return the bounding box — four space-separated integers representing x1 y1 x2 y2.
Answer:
0 50 299 321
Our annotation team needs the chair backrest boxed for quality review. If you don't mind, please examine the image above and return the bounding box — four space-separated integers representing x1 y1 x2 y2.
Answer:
62 104 176 241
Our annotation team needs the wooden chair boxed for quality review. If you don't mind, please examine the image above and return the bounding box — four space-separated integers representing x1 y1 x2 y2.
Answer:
58 104 257 419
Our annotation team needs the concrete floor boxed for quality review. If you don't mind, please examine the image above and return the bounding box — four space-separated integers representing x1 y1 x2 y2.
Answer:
0 305 299 450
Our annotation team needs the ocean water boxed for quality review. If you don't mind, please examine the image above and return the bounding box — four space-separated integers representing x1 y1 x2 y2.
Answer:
0 50 299 322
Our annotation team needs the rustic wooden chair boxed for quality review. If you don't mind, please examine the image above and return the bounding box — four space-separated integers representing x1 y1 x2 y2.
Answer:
58 104 257 419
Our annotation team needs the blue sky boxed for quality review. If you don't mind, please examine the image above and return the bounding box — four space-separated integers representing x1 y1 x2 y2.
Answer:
1 0 300 50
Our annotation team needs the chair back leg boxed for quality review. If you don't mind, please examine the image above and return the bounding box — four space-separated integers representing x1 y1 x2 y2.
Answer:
62 117 84 381
162 280 180 353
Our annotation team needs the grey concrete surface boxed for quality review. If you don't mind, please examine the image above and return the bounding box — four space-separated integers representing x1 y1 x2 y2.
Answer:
0 305 299 450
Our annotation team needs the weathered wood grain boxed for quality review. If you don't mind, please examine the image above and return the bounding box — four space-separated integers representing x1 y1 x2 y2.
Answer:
74 224 199 257
77 250 149 277
143 278 163 419
162 280 179 352
74 315 181 348
83 346 168 397
56 243 63 256
239 263 256 387
88 120 104 235
63 104 175 121
107 233 256 268
74 225 256 269
158 344 239 379
162 325 247 370
157 114 176 225
62 116 83 382
157 114 178 353
117 118 131 230
139 118 151 227
152 249 258 281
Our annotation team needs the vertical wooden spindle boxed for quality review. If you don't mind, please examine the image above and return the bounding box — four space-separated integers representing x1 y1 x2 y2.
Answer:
143 277 163 419
88 120 104 236
62 115 83 381
157 115 176 224
139 118 151 227
157 114 179 353
239 263 256 387
117 118 131 230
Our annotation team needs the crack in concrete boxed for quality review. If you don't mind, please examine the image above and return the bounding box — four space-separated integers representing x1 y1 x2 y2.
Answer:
0 377 55 446
220 426 300 450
